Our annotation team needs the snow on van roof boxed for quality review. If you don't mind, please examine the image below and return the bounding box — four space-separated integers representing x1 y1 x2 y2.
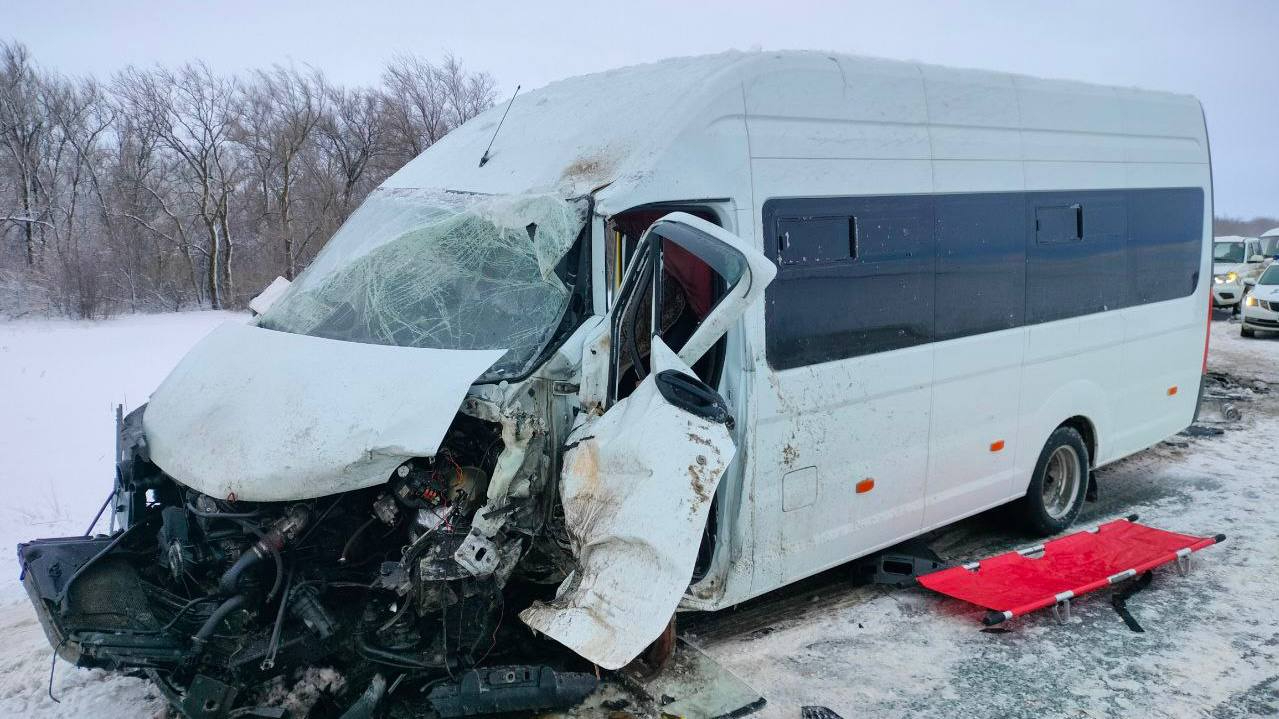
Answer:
383 52 752 198
1214 235 1253 242
1262 227 1279 238
383 50 1203 203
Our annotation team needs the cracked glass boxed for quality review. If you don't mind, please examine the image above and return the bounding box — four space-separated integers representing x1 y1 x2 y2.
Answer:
260 189 588 380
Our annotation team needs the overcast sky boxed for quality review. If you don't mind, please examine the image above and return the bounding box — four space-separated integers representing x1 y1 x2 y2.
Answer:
8 0 1277 218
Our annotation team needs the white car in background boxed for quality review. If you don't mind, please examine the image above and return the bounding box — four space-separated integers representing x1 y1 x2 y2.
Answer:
1261 227 1279 259
1213 236 1267 313
1242 263 1279 337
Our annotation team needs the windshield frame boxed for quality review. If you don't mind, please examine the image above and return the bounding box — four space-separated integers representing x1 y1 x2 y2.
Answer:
516 195 595 382
1258 264 1279 286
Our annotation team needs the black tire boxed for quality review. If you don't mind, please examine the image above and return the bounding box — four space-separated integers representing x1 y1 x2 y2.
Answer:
1232 302 1241 316
1016 427 1090 537
1242 326 1256 338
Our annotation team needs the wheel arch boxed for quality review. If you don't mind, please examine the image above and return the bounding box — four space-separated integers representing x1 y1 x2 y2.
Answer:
1018 378 1110 483
1057 415 1098 468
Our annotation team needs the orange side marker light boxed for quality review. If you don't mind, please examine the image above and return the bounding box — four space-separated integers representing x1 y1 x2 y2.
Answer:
1167 386 1178 396
990 440 1005 452
856 478 875 494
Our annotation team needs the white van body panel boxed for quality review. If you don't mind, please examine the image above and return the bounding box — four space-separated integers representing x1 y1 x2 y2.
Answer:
346 51 1210 613
732 54 1208 602
145 322 506 501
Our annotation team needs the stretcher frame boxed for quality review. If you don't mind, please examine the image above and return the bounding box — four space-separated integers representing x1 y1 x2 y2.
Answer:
917 515 1226 626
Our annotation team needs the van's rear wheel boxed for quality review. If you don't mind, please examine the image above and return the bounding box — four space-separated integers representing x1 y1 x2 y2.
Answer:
1018 427 1089 536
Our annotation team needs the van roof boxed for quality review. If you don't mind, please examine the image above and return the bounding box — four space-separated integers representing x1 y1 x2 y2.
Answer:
383 51 1205 207
1262 227 1279 238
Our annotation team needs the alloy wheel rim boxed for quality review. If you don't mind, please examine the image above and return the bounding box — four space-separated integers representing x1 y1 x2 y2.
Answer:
1042 445 1081 520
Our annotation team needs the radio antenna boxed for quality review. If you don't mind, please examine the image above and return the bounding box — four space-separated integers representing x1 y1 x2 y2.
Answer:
479 84 520 168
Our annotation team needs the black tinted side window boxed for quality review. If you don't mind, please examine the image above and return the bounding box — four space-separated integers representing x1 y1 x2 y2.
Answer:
1035 204 1082 244
935 193 1026 341
1026 192 1128 323
764 196 935 369
1127 187 1203 304
776 215 855 265
763 187 1203 370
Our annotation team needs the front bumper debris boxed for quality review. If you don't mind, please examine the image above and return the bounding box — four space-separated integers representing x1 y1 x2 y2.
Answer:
18 535 186 669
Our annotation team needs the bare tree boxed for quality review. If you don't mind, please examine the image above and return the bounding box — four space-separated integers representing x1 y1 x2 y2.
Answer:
115 63 240 309
41 75 115 316
317 85 384 214
0 43 49 267
1215 216 1279 237
237 65 328 279
380 53 496 165
0 40 498 318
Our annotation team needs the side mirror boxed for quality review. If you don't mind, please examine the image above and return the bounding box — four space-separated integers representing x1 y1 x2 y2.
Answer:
249 276 292 316
1250 255 1266 263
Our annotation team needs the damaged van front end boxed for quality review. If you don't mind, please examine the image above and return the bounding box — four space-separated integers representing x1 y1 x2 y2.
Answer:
16 187 771 717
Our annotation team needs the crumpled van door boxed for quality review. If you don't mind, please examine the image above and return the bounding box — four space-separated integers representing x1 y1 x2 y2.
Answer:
520 212 775 669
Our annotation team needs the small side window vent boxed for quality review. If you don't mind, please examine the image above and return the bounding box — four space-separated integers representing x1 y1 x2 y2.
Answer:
1035 204 1083 244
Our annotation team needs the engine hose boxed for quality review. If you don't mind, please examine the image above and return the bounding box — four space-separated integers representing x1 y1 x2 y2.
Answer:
263 542 284 602
352 634 437 670
233 519 285 602
339 516 379 564
194 594 247 645
220 508 307 600
261 569 294 671
218 546 267 597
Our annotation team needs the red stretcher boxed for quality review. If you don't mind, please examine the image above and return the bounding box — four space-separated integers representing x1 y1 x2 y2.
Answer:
917 515 1225 626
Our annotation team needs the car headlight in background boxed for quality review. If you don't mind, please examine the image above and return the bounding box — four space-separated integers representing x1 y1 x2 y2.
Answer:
1215 272 1239 284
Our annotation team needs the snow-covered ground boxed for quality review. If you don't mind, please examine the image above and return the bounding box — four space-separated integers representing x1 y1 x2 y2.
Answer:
0 311 1276 718
695 314 1279 718
0 311 239 718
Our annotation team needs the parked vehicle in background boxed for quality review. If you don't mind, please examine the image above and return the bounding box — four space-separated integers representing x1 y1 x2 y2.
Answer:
1242 263 1279 337
1261 227 1279 259
1213 236 1266 313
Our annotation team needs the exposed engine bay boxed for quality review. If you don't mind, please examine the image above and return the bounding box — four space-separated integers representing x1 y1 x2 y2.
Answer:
17 357 739 718
17 387 603 718
13 200 768 718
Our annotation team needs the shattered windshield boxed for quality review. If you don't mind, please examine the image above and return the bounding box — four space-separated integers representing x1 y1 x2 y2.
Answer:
259 188 589 380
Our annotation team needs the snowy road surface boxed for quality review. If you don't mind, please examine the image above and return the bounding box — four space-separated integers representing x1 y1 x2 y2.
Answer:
1 311 1277 718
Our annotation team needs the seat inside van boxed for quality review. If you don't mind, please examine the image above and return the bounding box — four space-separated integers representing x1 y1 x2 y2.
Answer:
611 207 726 396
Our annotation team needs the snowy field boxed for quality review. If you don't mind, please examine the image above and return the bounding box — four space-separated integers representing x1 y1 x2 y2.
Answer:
0 311 1277 718
0 311 240 718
